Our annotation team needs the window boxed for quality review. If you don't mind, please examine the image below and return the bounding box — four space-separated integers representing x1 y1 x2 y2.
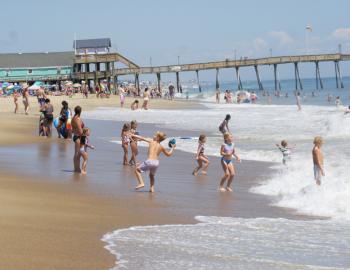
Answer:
57 68 61 74
28 69 32 74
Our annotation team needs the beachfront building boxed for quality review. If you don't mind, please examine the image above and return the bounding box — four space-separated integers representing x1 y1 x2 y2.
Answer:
0 52 74 83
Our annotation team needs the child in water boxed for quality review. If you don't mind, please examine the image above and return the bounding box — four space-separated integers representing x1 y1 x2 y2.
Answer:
220 132 240 192
80 128 95 174
219 114 231 134
192 135 210 176
121 123 131 165
129 120 139 165
131 131 175 193
276 140 293 165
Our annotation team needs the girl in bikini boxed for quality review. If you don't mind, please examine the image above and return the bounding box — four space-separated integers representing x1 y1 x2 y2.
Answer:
192 135 210 176
219 132 240 192
129 120 139 165
121 123 131 165
80 128 95 174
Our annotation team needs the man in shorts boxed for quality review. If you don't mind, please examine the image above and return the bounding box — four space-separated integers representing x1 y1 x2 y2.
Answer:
312 136 325 186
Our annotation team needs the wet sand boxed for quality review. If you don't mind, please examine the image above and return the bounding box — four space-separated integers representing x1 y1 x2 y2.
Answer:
0 110 316 269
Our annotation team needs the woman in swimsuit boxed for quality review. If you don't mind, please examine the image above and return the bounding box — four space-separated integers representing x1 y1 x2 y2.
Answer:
219 132 240 192
40 98 54 137
121 123 131 165
71 106 84 173
129 120 139 165
22 86 29 115
119 86 125 108
13 90 20 114
192 134 210 176
142 88 150 110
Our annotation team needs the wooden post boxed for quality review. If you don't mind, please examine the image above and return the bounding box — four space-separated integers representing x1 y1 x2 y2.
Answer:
335 61 344 88
315 61 323 90
315 62 319 90
176 72 181 93
294 62 303 90
273 64 278 91
195 70 202 92
235 67 243 90
156 72 161 95
254 65 263 90
335 61 339 88
215 68 220 90
135 73 140 95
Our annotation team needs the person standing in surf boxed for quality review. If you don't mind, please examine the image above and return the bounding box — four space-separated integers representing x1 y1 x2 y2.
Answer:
219 132 240 192
219 114 231 134
132 131 175 193
215 88 220 103
312 136 325 186
295 92 302 111
192 135 210 176
72 106 84 173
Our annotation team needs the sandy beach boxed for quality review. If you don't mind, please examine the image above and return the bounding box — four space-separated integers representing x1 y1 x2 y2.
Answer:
0 97 317 270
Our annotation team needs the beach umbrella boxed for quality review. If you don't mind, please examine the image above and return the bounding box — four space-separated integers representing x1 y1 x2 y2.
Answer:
73 83 81 88
14 85 22 90
29 85 40 91
33 81 43 86
6 85 14 90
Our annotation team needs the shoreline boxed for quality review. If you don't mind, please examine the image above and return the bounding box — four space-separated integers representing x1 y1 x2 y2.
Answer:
0 99 320 270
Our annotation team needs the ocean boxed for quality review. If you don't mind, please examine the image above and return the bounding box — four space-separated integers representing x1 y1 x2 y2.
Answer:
85 76 350 269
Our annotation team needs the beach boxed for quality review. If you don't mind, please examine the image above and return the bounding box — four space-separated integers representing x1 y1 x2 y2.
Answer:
0 93 349 269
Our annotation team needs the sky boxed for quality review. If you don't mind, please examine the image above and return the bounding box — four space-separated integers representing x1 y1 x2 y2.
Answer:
1 0 350 81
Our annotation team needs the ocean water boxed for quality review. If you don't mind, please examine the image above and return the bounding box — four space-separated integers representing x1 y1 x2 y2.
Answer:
103 216 350 270
85 77 350 269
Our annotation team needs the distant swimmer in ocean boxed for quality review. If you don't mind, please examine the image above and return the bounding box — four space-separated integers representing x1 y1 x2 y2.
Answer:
219 114 231 134
80 127 95 174
131 100 139 110
121 123 131 165
295 92 302 111
192 135 210 176
219 132 240 192
132 131 176 193
335 96 342 107
276 140 294 165
344 106 350 115
215 88 220 103
312 136 325 186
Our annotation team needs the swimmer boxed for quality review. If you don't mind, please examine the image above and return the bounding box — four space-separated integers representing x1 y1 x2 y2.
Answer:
129 120 139 165
121 123 131 165
312 136 325 186
276 140 294 165
131 100 139 110
192 135 210 176
80 128 95 174
131 131 175 193
219 114 231 134
295 92 302 111
219 133 240 192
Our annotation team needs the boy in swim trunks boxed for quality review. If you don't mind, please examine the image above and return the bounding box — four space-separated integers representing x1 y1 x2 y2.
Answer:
312 136 325 186
131 131 176 193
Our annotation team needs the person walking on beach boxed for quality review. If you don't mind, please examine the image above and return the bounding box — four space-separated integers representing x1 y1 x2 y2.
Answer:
22 84 29 115
121 123 131 165
80 127 95 174
192 134 210 176
72 106 84 173
276 140 293 165
119 85 125 108
129 120 139 165
40 98 54 137
142 88 150 110
132 131 175 193
169 84 175 100
295 92 302 111
13 90 20 114
215 88 221 103
36 86 46 109
219 114 231 134
219 133 240 192
312 136 325 186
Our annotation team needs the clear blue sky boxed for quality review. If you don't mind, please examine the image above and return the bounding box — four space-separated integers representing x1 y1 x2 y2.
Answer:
1 0 350 80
